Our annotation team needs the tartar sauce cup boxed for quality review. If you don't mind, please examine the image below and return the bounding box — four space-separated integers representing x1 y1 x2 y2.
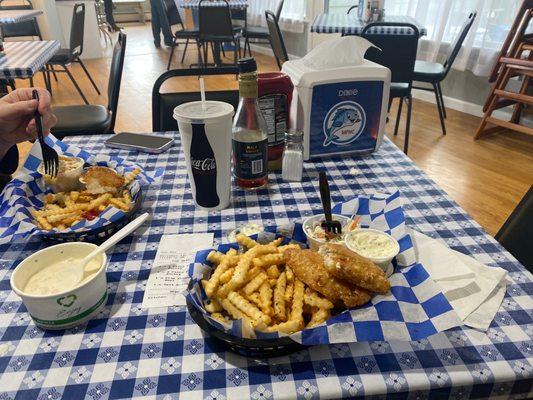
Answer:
10 243 108 330
302 214 350 250
344 228 400 274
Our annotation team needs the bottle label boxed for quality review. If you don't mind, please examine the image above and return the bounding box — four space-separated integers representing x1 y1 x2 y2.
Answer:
190 124 220 208
258 94 287 146
232 139 268 180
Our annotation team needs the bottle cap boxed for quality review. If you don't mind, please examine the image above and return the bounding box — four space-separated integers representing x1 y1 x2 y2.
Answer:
237 57 257 74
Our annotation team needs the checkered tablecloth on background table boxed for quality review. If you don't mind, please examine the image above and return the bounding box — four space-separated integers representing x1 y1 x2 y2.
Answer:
177 0 247 9
0 132 531 399
0 40 59 79
0 10 43 25
311 14 427 36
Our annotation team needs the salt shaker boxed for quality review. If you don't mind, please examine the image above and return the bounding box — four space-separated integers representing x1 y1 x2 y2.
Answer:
282 129 304 182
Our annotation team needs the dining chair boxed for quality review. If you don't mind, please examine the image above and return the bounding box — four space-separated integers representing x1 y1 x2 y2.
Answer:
266 10 288 69
362 23 419 154
51 32 127 139
495 185 533 272
413 12 477 135
241 0 284 57
95 0 113 45
0 0 47 89
152 66 239 132
0 0 42 40
45 3 100 105
162 0 199 69
198 0 241 67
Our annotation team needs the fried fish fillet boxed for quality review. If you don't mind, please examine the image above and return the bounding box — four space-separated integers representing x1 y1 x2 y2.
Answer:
284 248 371 308
318 243 391 294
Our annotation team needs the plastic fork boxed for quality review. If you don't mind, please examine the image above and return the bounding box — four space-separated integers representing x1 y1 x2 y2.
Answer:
32 90 58 178
319 171 342 235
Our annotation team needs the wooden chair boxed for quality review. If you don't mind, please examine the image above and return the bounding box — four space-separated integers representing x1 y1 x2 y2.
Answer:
475 1 533 140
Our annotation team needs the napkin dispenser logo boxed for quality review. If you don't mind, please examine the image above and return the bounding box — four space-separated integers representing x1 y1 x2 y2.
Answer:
323 101 365 147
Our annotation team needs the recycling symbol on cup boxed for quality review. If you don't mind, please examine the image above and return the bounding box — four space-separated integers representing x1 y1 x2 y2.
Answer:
57 294 77 307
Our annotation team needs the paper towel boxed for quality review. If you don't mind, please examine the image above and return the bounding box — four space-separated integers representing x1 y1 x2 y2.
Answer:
302 36 377 69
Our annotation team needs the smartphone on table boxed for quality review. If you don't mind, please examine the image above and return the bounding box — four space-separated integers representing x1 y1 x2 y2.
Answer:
105 132 174 153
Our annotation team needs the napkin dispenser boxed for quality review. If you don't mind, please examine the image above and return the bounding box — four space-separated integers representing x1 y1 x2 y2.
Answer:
282 56 390 160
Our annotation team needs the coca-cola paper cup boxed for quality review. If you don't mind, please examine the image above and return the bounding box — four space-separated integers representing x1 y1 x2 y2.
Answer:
174 101 234 210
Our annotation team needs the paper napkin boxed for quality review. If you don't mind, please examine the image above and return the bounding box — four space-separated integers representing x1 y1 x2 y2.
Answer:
410 228 508 331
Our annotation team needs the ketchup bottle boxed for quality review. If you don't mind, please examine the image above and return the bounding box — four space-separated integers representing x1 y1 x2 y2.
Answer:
257 72 293 171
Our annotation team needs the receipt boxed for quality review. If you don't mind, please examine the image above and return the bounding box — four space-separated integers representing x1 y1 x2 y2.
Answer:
142 233 213 308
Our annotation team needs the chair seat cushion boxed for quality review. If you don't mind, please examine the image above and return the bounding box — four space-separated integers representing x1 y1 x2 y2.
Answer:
243 26 269 38
51 105 112 136
390 82 410 99
174 28 199 38
413 60 445 82
48 48 73 64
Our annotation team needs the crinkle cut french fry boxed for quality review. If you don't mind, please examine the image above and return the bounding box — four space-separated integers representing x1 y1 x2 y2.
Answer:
284 281 293 303
247 292 262 308
219 267 234 284
268 237 283 247
210 313 227 324
90 193 113 209
109 198 129 211
285 266 294 282
236 233 259 249
266 264 281 279
243 272 267 295
304 288 334 309
36 216 52 230
259 282 273 316
265 319 302 334
70 191 80 201
221 298 247 320
274 272 287 321
290 280 305 323
205 259 231 297
124 167 141 185
228 291 271 325
307 308 331 328
253 253 284 268
207 250 225 265
47 212 78 224
278 243 300 253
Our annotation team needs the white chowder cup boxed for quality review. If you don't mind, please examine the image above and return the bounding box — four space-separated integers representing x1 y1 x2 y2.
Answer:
10 243 108 330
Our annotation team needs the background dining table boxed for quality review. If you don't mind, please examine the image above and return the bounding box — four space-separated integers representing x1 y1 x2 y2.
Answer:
0 9 43 25
176 0 248 9
0 132 531 399
311 14 427 36
0 40 59 79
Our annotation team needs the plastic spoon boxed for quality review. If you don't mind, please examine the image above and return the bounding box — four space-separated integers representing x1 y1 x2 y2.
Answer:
76 212 150 280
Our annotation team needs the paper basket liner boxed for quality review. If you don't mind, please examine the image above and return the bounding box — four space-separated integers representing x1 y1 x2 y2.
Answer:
0 135 163 243
187 191 463 345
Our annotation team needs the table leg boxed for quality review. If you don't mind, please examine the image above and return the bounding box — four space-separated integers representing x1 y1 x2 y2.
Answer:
213 42 222 66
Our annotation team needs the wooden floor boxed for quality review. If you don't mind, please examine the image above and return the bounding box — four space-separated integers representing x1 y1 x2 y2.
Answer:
14 24 533 236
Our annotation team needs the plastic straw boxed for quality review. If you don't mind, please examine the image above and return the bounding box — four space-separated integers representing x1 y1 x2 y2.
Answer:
199 77 206 112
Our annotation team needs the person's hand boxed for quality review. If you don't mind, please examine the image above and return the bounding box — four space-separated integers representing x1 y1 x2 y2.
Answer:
0 88 57 152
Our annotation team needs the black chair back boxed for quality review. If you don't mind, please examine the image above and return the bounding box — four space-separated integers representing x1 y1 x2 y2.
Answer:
347 5 358 14
275 0 285 20
442 12 477 78
495 185 533 272
362 23 420 87
152 67 239 132
163 0 184 28
199 0 234 40
266 10 288 69
70 3 86 57
0 0 41 39
107 32 127 132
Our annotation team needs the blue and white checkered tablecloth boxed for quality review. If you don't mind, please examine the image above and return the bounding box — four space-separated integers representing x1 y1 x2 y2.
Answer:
311 14 427 36
0 40 60 79
0 10 43 24
0 132 531 399
177 0 247 9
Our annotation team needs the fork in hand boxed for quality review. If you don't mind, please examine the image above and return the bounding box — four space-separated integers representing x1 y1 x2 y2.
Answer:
319 171 342 235
32 90 58 178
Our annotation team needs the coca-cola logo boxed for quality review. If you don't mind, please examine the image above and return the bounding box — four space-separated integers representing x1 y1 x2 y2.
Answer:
191 157 216 172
